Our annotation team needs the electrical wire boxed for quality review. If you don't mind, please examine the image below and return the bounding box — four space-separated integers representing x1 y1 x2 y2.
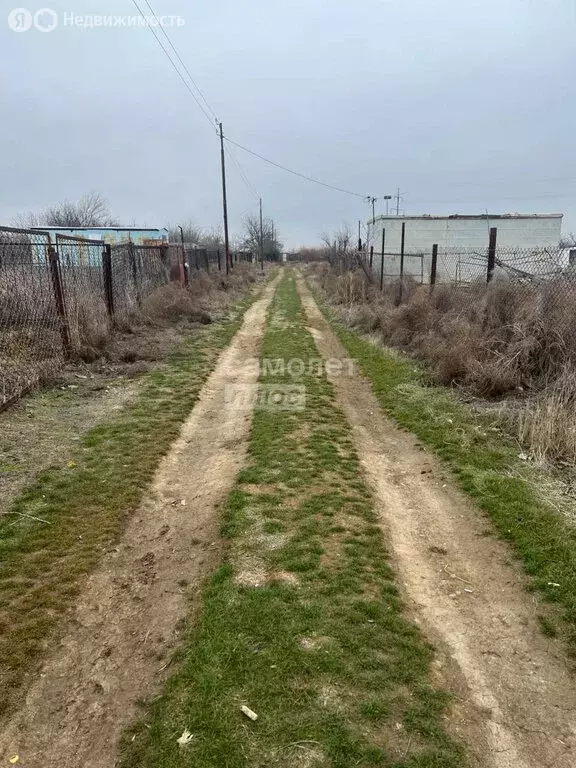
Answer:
225 146 261 201
129 0 377 201
224 137 370 199
141 0 219 123
131 0 265 204
129 0 217 130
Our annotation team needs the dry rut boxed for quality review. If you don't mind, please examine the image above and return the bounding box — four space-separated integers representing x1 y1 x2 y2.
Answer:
0 276 279 768
297 275 576 768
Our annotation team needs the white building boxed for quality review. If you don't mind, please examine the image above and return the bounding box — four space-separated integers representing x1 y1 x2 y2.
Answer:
369 213 563 283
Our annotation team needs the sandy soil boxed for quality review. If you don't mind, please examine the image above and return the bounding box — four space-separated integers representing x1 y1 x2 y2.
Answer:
0 276 279 768
297 276 576 768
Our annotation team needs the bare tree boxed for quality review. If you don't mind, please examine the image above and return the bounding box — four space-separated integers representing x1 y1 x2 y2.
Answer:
168 220 204 245
321 224 353 269
14 192 119 228
168 222 225 251
242 214 282 261
560 233 576 248
295 246 325 262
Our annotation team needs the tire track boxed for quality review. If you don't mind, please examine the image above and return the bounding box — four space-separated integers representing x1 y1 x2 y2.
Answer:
0 275 280 768
296 274 576 768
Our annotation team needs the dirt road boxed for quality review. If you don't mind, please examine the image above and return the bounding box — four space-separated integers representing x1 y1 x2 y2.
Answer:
0 276 279 768
3 269 576 767
296 275 576 768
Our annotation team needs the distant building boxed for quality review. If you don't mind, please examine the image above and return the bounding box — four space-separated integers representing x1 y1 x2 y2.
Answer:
369 214 564 283
32 227 169 247
26 226 170 267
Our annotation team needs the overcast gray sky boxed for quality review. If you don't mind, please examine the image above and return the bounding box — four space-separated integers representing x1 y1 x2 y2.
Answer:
2 0 575 247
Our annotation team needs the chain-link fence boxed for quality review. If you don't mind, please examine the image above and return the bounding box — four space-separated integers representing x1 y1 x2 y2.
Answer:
0 227 64 408
108 243 173 323
180 245 255 274
0 227 189 409
358 226 576 303
1 226 262 409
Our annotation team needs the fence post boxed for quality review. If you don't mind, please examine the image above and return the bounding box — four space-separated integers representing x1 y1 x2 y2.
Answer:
369 245 374 274
430 243 438 290
102 244 114 318
487 227 497 282
217 249 222 271
48 245 71 356
380 228 385 292
128 242 142 307
179 229 188 285
398 221 406 304
203 249 210 273
159 243 172 287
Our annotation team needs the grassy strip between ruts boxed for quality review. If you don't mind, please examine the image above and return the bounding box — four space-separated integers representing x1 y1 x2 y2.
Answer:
314 287 576 656
120 271 465 768
0 289 259 720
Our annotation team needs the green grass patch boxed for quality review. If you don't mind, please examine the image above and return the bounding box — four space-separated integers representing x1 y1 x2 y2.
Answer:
119 271 465 768
317 296 576 656
0 294 257 719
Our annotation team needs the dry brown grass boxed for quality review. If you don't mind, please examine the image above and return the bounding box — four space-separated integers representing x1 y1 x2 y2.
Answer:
1 263 262 404
518 370 576 463
67 294 111 361
312 262 576 462
142 283 212 324
142 265 258 323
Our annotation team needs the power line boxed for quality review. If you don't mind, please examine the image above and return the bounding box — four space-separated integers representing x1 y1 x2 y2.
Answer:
225 146 260 200
129 0 216 130
129 0 377 201
224 136 370 199
131 0 264 204
141 0 219 123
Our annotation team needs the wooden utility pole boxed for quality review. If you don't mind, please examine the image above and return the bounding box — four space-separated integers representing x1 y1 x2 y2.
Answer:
219 122 231 275
259 197 264 270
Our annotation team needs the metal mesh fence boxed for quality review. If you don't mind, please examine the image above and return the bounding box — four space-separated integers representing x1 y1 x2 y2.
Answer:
1 225 262 409
134 245 171 299
0 228 64 408
1 228 184 408
361 242 576 300
181 245 254 274
109 243 171 321
56 235 110 351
